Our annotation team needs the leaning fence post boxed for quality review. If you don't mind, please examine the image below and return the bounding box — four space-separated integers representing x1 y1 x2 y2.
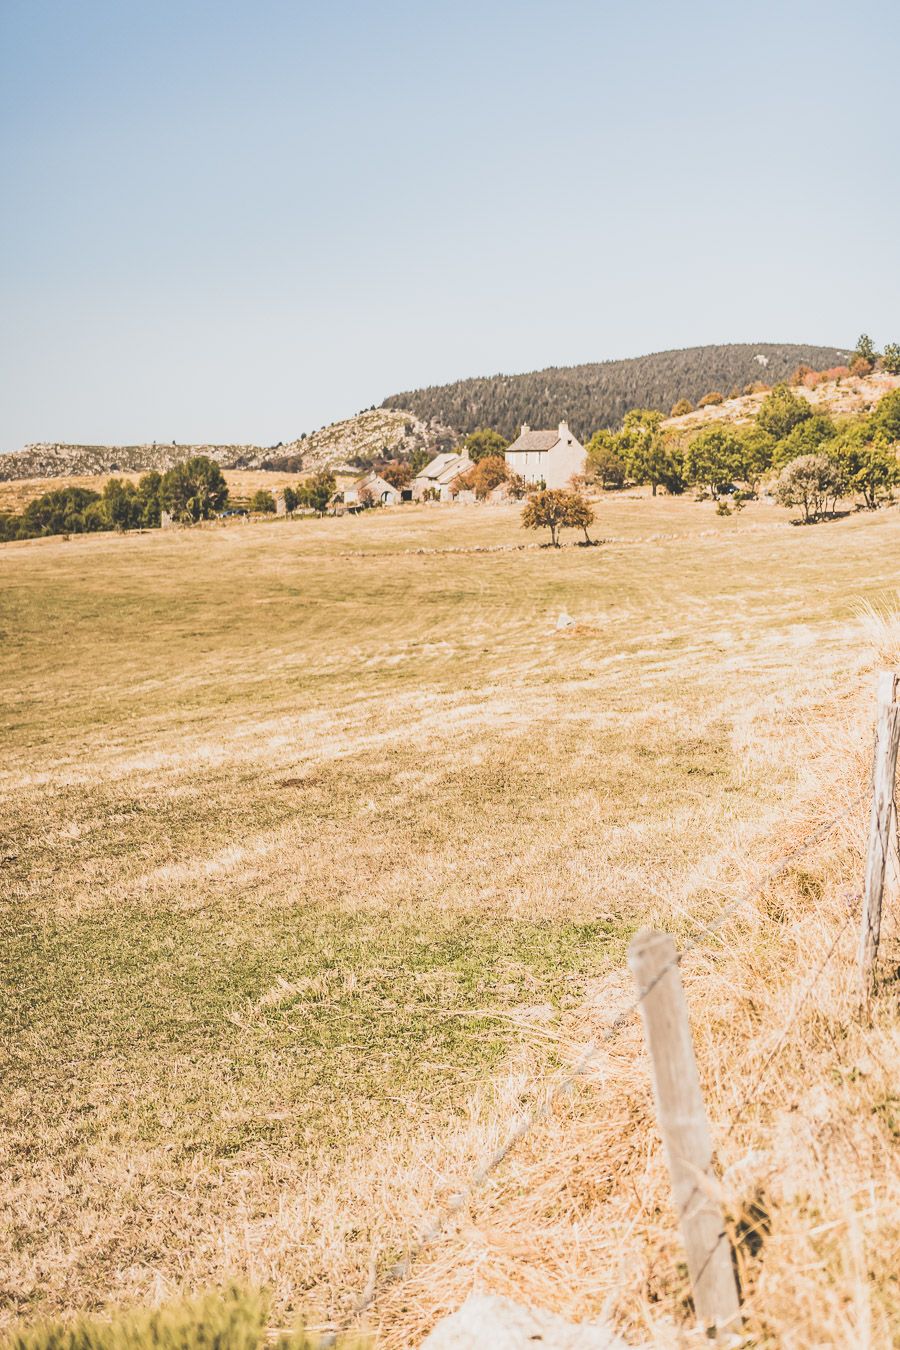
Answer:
629 929 740 1338
858 672 900 998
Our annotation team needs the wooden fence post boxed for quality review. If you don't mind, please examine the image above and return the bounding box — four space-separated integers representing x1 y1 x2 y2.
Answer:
629 929 740 1337
858 672 900 998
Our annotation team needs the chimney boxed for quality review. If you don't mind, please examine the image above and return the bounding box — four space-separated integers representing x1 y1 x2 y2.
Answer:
521 422 530 435
559 419 570 441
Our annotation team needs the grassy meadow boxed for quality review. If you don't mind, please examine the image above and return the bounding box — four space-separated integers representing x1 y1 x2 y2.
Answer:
2 493 900 1345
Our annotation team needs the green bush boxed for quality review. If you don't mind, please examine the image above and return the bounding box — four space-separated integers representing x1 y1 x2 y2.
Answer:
0 1287 368 1350
249 490 276 514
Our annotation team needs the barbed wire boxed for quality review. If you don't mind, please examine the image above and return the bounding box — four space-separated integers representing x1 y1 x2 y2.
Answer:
316 791 865 1346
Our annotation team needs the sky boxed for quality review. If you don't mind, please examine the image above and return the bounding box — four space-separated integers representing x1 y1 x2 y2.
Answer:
1 0 898 453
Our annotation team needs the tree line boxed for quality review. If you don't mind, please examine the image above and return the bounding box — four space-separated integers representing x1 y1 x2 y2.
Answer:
0 460 343 542
586 382 900 521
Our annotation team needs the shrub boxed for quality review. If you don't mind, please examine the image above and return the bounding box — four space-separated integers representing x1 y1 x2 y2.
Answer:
774 454 844 523
0 1286 366 1350
670 398 693 416
850 356 873 377
249 489 276 513
697 390 724 407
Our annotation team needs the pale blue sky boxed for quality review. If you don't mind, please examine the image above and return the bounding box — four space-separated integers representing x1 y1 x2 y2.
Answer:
1 0 897 452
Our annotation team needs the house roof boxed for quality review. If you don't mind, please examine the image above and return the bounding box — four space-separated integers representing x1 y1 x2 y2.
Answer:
506 429 561 453
361 473 397 494
415 452 471 484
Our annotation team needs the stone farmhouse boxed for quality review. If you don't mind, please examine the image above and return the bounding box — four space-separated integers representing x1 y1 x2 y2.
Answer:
504 420 586 489
343 471 402 507
412 451 472 501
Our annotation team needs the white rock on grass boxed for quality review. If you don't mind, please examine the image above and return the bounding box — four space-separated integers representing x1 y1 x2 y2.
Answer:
420 1294 630 1349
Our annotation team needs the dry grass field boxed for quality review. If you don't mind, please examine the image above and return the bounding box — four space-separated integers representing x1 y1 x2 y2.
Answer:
2 494 900 1346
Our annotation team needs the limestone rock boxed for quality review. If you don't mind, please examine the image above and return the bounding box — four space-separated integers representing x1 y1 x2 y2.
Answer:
420 1294 630 1349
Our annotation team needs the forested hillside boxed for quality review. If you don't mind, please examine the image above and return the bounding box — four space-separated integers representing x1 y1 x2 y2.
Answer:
382 342 850 440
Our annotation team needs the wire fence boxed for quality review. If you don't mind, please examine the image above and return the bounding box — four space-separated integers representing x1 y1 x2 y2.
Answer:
317 788 869 1346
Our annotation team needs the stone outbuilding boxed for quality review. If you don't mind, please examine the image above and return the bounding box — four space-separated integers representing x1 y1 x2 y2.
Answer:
505 420 586 489
344 472 402 507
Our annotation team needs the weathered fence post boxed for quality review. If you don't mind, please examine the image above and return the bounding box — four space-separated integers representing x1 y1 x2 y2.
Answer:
859 671 900 997
629 929 740 1337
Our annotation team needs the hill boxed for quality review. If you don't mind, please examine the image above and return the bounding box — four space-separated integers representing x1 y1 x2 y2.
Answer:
0 409 453 483
661 368 900 437
382 342 851 440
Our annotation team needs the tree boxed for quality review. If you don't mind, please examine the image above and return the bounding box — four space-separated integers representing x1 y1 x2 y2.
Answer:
562 491 595 543
756 383 812 440
620 409 676 496
462 428 508 463
733 426 775 492
455 454 509 499
160 456 228 523
297 470 337 516
774 455 844 523
407 446 433 476
830 421 899 509
101 478 142 530
873 389 900 441
683 426 743 497
250 489 276 513
521 489 573 546
771 412 837 469
586 428 627 488
881 342 900 375
378 459 412 489
854 333 878 364
20 486 104 536
136 471 162 527
282 486 298 513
